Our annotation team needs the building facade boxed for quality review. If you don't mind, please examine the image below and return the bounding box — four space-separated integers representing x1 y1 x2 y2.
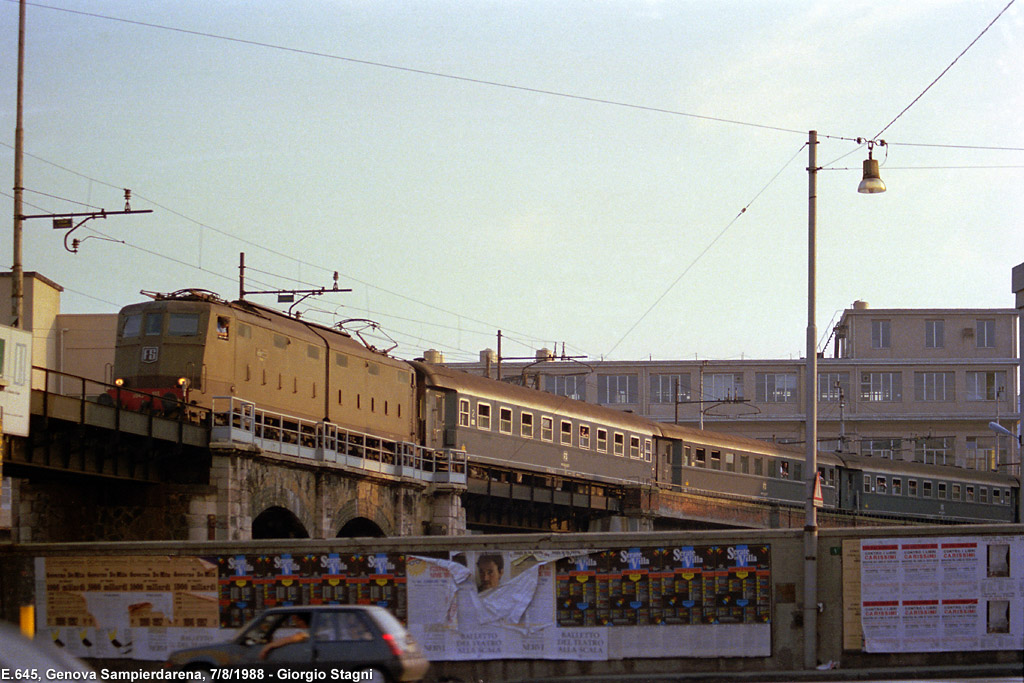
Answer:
448 303 1021 476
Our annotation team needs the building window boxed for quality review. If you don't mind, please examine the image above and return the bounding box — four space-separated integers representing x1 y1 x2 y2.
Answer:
560 420 573 446
965 436 996 471
596 428 608 452
756 373 797 403
862 438 901 459
544 375 587 401
499 407 513 434
871 320 891 349
966 371 1005 401
541 416 553 441
579 425 590 449
976 319 996 348
650 374 690 403
613 433 625 457
458 399 470 427
521 412 534 438
915 436 952 465
915 371 955 401
598 374 638 405
703 373 744 401
924 320 944 348
477 403 491 430
818 372 849 402
860 372 902 402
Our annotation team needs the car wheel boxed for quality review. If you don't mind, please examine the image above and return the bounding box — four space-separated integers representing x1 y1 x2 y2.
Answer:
355 668 388 683
185 666 214 683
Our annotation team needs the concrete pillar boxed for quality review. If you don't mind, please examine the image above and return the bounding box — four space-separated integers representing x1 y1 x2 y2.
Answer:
428 484 466 535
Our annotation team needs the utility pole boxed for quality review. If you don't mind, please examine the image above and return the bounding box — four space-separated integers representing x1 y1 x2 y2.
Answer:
11 0 26 328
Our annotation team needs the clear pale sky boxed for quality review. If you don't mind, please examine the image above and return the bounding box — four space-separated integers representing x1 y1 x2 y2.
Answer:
2 0 1021 363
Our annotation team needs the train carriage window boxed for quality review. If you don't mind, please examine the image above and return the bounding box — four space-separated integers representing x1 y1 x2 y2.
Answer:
644 439 652 462
596 429 608 452
875 476 886 492
979 487 988 504
579 425 590 449
217 316 230 340
695 448 706 466
908 479 918 497
521 412 534 438
780 461 790 479
892 478 902 495
951 483 961 501
724 453 734 472
561 421 573 446
477 403 492 430
629 435 640 459
938 482 947 499
863 475 872 493
710 451 721 470
923 481 933 497
613 433 625 457
499 407 513 434
993 488 1001 504
754 457 763 476
458 399 470 427
168 313 200 336
965 485 975 502
794 463 802 481
145 313 162 336
740 455 749 474
122 313 142 338
541 416 554 442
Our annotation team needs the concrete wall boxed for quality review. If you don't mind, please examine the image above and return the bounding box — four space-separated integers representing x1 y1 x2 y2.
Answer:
1 524 1020 679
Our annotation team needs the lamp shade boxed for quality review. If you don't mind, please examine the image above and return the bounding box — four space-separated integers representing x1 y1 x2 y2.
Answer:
858 158 886 194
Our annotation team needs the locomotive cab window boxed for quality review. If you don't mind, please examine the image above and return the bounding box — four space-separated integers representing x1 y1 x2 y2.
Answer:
217 316 230 340
145 313 162 336
168 313 200 337
122 313 142 338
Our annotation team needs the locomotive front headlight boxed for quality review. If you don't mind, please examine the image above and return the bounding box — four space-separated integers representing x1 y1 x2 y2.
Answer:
177 377 189 388
114 378 124 387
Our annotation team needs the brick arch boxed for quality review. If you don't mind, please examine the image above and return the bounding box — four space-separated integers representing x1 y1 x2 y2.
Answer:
249 484 314 538
333 497 394 537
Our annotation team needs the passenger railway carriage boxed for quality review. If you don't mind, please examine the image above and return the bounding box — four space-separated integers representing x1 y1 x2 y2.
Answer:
107 289 1021 526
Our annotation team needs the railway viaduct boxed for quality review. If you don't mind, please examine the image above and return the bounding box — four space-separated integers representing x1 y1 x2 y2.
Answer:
2 371 908 544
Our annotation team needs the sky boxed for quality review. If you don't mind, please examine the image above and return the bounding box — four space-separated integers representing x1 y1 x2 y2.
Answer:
1 0 1022 364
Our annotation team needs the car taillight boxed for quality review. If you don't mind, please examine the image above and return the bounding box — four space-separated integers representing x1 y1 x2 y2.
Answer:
381 633 404 657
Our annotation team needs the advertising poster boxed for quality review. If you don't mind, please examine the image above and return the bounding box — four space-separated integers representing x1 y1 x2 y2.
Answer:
34 556 219 660
859 535 1024 653
35 544 770 662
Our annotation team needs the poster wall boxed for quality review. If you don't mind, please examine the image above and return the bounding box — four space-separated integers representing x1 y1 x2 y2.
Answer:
35 543 771 662
856 535 1023 653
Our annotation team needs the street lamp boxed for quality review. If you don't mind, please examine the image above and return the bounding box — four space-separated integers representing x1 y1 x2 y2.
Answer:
804 130 884 670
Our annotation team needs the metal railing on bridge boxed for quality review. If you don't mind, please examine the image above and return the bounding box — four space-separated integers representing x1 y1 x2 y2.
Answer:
210 396 467 485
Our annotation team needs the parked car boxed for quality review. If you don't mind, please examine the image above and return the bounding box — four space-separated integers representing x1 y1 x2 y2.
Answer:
164 605 428 683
